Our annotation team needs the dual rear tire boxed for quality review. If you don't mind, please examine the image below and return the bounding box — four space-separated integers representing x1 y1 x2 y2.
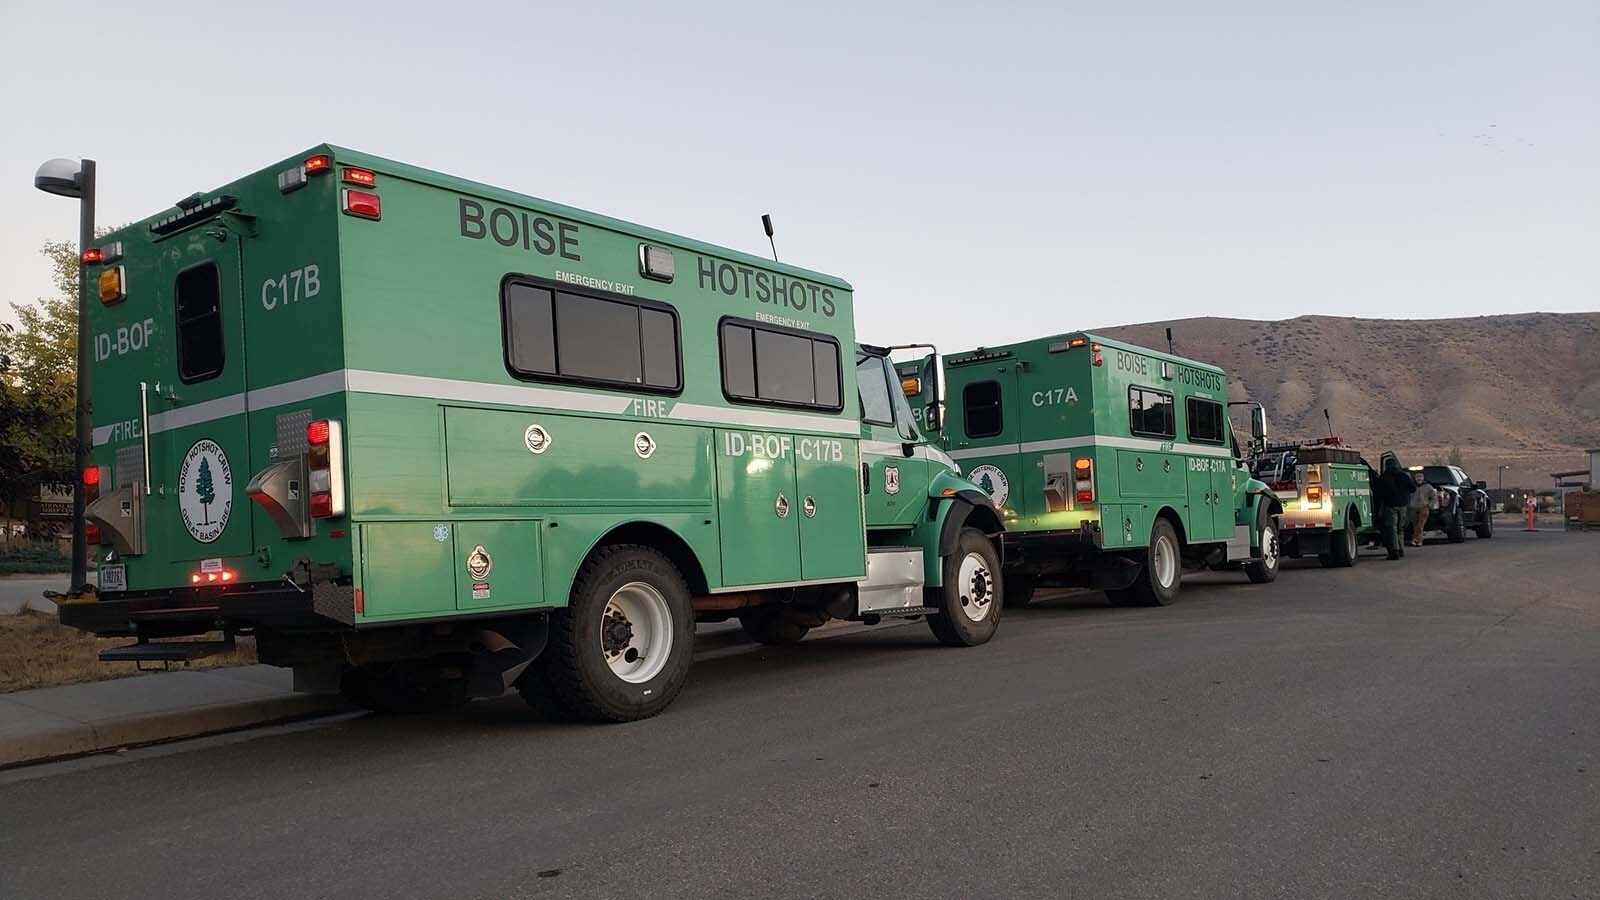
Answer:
1107 518 1181 607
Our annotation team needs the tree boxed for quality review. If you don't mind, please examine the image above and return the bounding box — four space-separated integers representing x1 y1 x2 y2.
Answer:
978 472 995 494
196 457 215 524
0 242 80 503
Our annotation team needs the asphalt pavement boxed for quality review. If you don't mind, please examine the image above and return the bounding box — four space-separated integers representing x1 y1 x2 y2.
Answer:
1 529 1596 899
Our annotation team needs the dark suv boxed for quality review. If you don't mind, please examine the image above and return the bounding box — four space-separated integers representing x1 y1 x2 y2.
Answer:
1409 465 1494 542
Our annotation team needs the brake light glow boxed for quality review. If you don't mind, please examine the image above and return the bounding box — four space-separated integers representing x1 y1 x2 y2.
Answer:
342 189 381 220
81 248 103 264
83 466 101 487
86 523 102 545
190 570 237 585
1306 485 1323 504
1073 457 1095 503
341 167 376 186
1069 337 1087 348
307 420 330 446
304 154 332 174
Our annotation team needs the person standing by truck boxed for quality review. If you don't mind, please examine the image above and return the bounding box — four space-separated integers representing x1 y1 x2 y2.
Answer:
1408 470 1438 547
1373 458 1417 560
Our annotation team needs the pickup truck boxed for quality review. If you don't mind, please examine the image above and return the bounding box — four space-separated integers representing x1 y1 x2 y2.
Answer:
1408 464 1494 542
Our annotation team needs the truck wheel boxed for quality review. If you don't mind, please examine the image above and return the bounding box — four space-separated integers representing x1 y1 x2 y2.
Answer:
1003 576 1037 609
1116 518 1181 607
1447 517 1466 543
1244 510 1280 584
738 608 811 645
1319 517 1358 568
926 528 1002 647
340 663 468 715
538 544 694 723
1475 514 1494 539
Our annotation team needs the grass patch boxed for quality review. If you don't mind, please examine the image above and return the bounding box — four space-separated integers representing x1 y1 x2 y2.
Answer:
0 610 256 693
0 547 70 576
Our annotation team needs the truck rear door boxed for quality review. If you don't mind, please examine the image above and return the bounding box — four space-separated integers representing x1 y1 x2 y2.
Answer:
945 363 1021 515
150 231 256 564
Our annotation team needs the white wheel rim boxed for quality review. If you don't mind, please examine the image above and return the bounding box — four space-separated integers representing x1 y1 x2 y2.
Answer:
600 582 673 684
1152 534 1177 588
956 552 995 623
1261 525 1279 570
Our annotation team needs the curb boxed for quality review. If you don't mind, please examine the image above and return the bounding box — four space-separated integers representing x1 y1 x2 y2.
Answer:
0 693 351 770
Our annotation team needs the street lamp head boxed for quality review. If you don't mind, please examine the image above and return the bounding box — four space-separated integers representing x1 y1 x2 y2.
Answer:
34 158 84 197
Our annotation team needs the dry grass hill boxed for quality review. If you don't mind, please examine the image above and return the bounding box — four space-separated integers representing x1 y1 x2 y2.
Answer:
1095 312 1600 491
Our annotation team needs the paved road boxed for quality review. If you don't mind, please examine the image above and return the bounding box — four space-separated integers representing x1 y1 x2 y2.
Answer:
0 575 64 615
3 530 1596 899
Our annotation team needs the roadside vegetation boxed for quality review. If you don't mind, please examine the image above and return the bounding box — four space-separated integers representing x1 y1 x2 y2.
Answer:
0 610 255 693
0 546 69 576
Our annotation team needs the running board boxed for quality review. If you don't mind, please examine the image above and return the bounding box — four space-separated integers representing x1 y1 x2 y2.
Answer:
100 637 235 663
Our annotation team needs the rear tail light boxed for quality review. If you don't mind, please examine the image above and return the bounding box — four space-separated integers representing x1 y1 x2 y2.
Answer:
341 167 376 186
81 248 103 264
1091 343 1104 367
307 419 346 518
1306 485 1323 504
342 189 381 220
1073 457 1095 503
190 570 237 585
85 523 102 545
304 154 332 175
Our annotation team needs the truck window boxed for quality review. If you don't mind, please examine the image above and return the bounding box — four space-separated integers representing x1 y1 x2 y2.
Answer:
856 355 894 425
175 262 225 383
1128 387 1175 439
502 278 681 392
719 320 842 410
963 380 1003 439
1185 396 1225 445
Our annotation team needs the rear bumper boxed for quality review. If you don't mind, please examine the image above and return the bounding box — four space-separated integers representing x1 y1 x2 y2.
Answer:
1001 523 1141 590
59 580 353 637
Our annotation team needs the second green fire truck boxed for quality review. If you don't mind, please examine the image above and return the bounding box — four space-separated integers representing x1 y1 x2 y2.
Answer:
59 145 1006 723
902 334 1283 605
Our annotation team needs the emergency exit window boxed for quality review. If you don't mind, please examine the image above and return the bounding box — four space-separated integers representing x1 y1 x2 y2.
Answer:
1129 387 1175 439
175 262 224 383
1186 396 1225 445
501 278 681 393
719 320 842 411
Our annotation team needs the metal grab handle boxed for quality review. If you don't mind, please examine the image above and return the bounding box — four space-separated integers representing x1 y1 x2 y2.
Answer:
803 496 817 518
774 493 790 519
139 381 151 496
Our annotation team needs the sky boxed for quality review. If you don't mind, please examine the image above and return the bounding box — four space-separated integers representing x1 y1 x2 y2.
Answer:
1 0 1596 352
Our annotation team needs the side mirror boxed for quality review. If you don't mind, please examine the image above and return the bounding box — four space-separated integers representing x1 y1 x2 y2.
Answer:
1250 406 1267 441
1475 481 1487 490
926 401 944 433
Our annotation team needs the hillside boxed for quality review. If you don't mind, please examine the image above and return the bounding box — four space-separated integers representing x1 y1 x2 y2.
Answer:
1095 312 1600 490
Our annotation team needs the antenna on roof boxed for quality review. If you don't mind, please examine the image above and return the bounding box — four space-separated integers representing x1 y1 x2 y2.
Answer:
1165 327 1174 355
761 214 778 262
1324 408 1334 439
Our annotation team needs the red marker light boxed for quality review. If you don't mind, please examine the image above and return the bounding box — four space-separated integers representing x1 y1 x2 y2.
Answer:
83 466 101 486
341 167 376 186
191 574 202 584
342 188 381 220
304 154 332 174
85 523 102 545
206 572 218 582
220 571 234 582
81 248 103 264
306 420 331 446
310 493 334 518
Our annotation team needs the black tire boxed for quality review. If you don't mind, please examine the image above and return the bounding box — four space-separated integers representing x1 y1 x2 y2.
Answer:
1244 509 1280 584
537 544 694 723
1119 518 1181 607
1320 516 1358 568
1003 576 1037 609
1475 514 1494 539
340 663 469 715
1447 516 1466 543
926 528 1002 647
737 608 811 645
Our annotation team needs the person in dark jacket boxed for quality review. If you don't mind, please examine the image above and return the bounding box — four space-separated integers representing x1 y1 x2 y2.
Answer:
1372 458 1417 560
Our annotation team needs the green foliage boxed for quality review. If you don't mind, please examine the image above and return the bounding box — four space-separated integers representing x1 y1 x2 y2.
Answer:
0 545 70 576
0 242 81 501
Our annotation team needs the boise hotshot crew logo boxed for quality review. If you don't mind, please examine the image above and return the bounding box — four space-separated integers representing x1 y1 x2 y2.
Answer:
178 439 233 543
967 464 1010 508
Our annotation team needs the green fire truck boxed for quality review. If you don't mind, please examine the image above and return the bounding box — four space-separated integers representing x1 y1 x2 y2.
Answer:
1250 437 1374 566
900 334 1281 606
59 145 1005 722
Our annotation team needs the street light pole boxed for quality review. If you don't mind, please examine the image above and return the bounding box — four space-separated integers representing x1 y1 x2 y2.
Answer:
72 161 95 589
1498 464 1510 494
34 157 95 590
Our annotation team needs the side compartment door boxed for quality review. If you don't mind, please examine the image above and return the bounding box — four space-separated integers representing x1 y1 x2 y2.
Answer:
944 364 1022 515
715 429 801 587
796 435 866 580
861 354 927 529
1186 457 1221 542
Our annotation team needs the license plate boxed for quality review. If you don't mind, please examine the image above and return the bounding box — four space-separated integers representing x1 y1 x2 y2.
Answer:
99 564 127 593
